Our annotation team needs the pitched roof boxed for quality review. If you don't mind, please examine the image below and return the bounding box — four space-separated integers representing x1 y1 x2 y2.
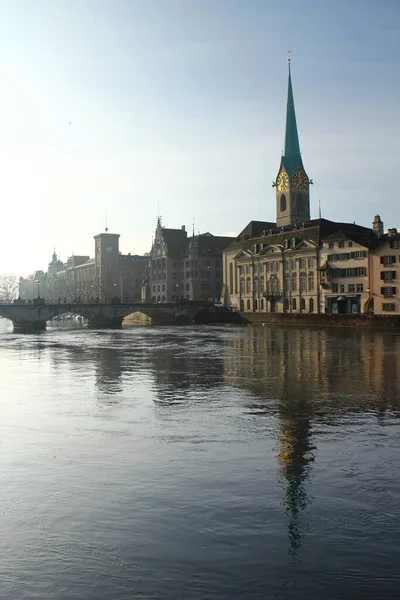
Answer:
282 64 303 176
225 218 379 253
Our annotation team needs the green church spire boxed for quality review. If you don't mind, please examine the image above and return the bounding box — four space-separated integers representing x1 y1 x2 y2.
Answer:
282 60 302 176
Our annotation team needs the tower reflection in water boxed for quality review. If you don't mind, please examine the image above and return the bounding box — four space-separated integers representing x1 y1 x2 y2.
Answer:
223 325 400 558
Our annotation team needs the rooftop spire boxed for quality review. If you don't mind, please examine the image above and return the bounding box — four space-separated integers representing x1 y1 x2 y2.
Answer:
282 57 302 175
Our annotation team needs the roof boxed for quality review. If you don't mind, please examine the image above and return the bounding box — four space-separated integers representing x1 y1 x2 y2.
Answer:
225 218 379 253
159 227 188 258
321 225 381 249
282 65 302 176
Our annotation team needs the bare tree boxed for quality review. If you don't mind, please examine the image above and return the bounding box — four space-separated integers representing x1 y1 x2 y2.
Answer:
0 274 19 303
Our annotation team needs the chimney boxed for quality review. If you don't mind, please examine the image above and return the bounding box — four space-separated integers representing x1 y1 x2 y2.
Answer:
388 228 398 238
181 225 185 231
372 215 384 237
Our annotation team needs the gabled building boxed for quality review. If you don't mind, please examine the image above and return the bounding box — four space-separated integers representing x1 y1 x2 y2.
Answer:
147 219 234 302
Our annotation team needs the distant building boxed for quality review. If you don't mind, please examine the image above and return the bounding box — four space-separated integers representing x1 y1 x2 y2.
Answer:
145 219 234 302
19 231 147 303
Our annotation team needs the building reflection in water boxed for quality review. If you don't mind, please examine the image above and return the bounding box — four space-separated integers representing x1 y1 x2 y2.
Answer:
223 325 400 558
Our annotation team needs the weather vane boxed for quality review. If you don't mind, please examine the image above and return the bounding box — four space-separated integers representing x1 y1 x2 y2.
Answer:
288 49 292 65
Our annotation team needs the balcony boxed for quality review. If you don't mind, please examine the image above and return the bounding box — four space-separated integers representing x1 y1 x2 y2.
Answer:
263 292 282 300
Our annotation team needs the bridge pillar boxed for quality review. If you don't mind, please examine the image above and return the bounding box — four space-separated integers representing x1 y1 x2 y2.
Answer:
13 320 47 333
87 317 123 329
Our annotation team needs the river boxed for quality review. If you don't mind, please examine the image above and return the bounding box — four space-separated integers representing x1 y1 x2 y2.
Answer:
0 318 399 599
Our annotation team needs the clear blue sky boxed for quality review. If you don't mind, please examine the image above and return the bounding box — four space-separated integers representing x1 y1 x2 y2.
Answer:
0 0 399 274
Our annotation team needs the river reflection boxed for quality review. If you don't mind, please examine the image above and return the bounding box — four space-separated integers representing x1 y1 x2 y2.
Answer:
0 321 399 599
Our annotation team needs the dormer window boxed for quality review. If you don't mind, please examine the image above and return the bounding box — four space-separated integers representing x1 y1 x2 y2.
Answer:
291 238 296 249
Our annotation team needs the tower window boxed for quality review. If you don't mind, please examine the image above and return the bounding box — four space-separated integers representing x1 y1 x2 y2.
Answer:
280 194 287 212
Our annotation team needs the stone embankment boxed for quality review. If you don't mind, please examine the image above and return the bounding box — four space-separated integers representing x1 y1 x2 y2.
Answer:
238 312 400 329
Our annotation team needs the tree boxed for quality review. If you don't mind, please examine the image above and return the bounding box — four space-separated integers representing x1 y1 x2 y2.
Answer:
0 274 19 303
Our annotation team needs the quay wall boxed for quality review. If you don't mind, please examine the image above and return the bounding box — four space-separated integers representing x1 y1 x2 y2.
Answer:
239 312 400 329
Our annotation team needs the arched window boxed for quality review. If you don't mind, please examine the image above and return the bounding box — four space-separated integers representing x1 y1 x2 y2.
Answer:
254 299 258 311
309 298 314 313
247 299 251 310
301 297 306 311
292 298 297 311
229 263 233 294
162 295 166 301
280 194 287 212
260 298 264 311
284 297 290 311
240 299 244 311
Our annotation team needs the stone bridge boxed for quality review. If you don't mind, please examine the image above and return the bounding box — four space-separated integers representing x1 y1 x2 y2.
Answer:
0 300 217 331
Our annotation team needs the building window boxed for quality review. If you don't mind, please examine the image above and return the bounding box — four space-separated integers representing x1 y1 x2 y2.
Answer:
307 257 314 269
382 287 395 297
162 284 165 291
284 297 290 311
292 298 297 311
247 299 251 310
329 242 334 249
332 283 339 293
348 241 353 247
291 259 296 271
246 265 251 275
291 274 297 291
299 258 306 269
259 277 265 293
246 279 251 293
157 284 160 292
260 299 264 310
382 303 396 312
229 263 233 293
338 241 345 248
280 194 287 212
308 274 314 291
240 280 244 294
382 256 396 266
382 271 395 282
340 285 345 293
254 299 258 311
172 261 177 268
309 298 314 313
239 265 244 275
389 240 400 249
348 284 355 293
356 284 364 293
300 297 306 311
300 274 306 291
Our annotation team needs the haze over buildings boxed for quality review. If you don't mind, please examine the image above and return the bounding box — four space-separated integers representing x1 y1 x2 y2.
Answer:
0 0 399 275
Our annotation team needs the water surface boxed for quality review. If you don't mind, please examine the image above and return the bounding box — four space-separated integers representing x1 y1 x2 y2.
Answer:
1 319 399 599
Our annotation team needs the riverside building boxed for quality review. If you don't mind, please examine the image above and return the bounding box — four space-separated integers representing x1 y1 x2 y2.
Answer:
223 61 379 315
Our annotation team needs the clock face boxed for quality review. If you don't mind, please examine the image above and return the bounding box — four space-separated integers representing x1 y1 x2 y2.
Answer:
277 172 289 192
292 171 308 191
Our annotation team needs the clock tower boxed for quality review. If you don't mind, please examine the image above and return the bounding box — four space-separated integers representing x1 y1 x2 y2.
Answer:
275 61 311 228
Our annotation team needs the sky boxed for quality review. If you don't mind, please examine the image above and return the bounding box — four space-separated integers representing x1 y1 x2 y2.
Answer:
0 0 399 275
